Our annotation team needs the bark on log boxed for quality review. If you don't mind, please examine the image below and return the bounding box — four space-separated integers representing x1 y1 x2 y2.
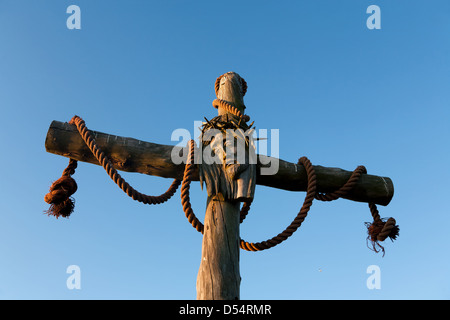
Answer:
45 121 394 206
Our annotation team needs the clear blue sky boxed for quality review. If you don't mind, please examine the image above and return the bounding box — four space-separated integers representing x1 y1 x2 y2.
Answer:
0 0 449 300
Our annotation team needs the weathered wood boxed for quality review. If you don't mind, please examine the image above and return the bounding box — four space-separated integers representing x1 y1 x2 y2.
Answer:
196 195 241 300
44 71 397 301
45 121 394 206
196 72 252 300
216 73 245 114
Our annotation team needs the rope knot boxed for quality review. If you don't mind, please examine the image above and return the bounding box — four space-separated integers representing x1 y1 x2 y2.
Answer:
44 164 78 218
365 217 399 256
45 115 183 219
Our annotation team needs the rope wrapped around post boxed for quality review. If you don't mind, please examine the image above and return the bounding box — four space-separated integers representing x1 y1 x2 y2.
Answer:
211 74 399 254
44 86 399 255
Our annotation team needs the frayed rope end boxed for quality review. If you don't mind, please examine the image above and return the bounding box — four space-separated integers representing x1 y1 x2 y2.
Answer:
44 197 76 219
44 172 78 219
365 217 399 256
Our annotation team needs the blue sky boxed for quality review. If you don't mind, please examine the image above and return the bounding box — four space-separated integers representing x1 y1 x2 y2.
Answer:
0 0 449 299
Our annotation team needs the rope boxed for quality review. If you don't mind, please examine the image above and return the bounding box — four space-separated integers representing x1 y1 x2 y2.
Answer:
240 201 252 223
44 115 182 217
239 162 399 253
211 75 399 253
240 156 317 251
213 73 250 122
181 139 204 233
44 158 78 218
45 74 399 255
365 203 399 256
212 99 250 122
314 165 367 202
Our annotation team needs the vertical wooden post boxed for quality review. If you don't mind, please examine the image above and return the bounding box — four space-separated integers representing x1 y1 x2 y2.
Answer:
196 195 241 300
196 72 254 300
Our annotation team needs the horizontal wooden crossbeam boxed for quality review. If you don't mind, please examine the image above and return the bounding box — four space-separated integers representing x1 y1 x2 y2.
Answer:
45 120 394 206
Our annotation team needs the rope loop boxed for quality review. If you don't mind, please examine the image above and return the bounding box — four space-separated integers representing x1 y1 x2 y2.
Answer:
238 159 398 254
239 156 317 251
44 76 399 257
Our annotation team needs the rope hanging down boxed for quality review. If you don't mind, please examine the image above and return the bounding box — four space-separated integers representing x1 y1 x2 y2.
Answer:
45 77 399 254
44 116 181 218
179 144 399 255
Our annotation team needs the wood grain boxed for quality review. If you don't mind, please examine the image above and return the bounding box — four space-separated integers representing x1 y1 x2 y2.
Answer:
46 121 394 206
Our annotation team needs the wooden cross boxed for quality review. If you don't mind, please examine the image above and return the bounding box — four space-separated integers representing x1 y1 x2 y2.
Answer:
44 72 396 300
